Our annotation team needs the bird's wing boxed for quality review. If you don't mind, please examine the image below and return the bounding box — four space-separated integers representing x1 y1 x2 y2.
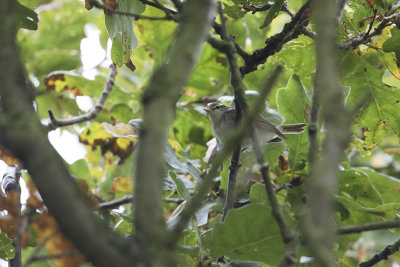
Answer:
255 116 286 139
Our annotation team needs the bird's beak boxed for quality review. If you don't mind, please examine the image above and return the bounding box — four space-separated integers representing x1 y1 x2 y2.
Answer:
204 107 211 114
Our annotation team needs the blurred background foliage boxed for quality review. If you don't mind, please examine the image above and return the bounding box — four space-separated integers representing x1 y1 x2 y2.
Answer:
2 0 400 266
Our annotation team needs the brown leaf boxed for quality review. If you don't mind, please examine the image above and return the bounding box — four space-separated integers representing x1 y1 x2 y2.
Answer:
365 0 374 9
80 122 135 162
85 0 93 10
0 215 20 239
0 191 20 215
33 214 87 267
44 72 83 96
0 146 20 166
104 0 117 10
26 179 44 210
125 59 136 72
278 155 289 172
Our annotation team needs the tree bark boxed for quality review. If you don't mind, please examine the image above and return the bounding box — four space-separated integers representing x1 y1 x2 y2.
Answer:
0 1 138 266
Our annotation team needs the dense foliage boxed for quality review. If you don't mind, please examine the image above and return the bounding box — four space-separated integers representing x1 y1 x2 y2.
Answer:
2 0 400 266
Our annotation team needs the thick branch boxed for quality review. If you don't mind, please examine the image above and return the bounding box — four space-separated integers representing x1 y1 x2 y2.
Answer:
0 2 137 266
47 64 117 131
133 0 214 265
301 1 353 266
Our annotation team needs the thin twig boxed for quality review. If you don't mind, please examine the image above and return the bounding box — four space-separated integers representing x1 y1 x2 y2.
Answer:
170 0 183 10
98 195 184 209
338 220 400 235
248 66 299 267
275 176 303 193
47 64 117 131
239 0 312 76
88 0 171 20
359 238 400 267
308 88 320 168
215 3 248 221
210 22 252 64
25 251 81 264
338 13 396 50
138 0 178 21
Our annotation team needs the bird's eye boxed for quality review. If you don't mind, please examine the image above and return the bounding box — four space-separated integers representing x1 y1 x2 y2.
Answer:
215 105 224 110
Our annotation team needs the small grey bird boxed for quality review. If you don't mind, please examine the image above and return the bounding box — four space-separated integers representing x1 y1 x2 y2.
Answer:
204 102 306 150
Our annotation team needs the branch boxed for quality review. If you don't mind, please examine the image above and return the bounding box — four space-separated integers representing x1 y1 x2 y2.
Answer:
210 22 252 63
98 195 184 210
300 0 353 266
338 13 396 50
0 2 138 265
133 0 214 264
359 239 400 267
47 64 117 131
88 0 171 20
138 0 178 21
215 3 248 221
239 0 312 76
248 66 300 267
2 165 22 267
308 87 320 168
241 0 315 39
338 220 400 235
171 66 284 246
1 165 20 194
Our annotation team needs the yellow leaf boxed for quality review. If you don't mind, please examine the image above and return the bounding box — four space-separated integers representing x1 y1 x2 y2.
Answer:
111 177 133 194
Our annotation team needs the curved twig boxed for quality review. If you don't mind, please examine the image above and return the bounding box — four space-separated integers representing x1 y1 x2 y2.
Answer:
47 64 117 131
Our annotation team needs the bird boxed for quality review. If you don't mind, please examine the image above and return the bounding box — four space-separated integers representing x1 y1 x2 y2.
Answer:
204 102 306 150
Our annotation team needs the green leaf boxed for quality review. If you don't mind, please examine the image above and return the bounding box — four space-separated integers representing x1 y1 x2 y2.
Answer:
105 0 145 66
110 103 133 122
343 52 400 149
260 0 284 29
223 3 245 20
14 1 38 30
277 75 310 170
382 28 400 59
17 1 97 81
164 143 202 183
273 36 315 89
18 0 40 9
169 171 191 201
69 159 93 187
203 204 284 265
337 167 400 221
111 33 124 67
249 183 267 204
0 233 15 260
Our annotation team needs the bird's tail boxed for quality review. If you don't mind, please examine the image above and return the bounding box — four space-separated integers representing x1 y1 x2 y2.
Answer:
277 123 307 134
